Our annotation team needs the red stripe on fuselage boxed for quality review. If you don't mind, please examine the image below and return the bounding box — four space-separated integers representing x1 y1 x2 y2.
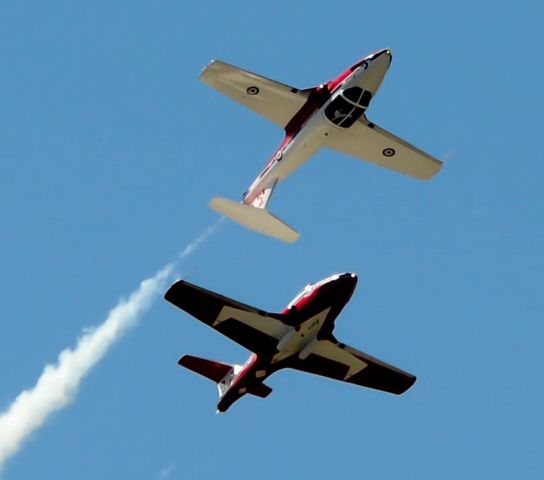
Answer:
326 67 353 93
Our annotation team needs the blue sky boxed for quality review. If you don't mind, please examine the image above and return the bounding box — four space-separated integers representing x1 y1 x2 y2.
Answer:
1 0 542 478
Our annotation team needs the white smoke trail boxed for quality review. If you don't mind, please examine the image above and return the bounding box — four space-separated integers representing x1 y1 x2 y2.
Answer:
0 221 221 472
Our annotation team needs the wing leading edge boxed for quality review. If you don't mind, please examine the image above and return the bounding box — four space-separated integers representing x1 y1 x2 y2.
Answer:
289 339 416 395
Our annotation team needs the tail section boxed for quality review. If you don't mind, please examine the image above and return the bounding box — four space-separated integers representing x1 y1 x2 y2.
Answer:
179 354 273 411
248 179 277 209
209 197 300 243
178 355 233 383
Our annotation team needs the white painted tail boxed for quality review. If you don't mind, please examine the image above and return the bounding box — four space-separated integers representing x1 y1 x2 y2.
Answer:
209 197 300 243
249 179 277 209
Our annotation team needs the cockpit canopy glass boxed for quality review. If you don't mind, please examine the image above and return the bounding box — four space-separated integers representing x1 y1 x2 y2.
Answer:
342 87 372 107
324 88 372 128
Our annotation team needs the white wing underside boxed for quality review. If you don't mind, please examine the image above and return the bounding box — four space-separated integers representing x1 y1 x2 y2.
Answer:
199 60 309 128
326 116 443 180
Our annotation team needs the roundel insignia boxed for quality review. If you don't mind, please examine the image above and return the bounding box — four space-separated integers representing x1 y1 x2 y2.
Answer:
382 148 396 157
246 86 259 95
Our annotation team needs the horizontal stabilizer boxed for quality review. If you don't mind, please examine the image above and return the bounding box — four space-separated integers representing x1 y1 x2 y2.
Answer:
209 197 300 243
247 383 273 398
178 355 232 383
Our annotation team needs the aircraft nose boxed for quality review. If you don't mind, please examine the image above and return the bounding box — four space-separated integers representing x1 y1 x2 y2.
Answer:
371 48 392 66
359 50 392 94
339 272 357 282
336 272 358 297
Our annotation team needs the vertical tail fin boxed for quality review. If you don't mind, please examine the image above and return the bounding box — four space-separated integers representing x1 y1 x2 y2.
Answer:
248 179 277 210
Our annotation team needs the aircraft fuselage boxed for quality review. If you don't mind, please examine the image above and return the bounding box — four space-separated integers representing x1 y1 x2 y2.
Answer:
216 273 357 412
243 49 392 206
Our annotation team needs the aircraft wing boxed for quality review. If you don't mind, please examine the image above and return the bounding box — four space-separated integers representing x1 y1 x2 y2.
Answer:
325 116 443 180
200 60 310 128
165 280 289 353
289 339 416 394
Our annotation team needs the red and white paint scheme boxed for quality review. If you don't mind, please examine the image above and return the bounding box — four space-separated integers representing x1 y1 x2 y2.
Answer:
202 49 443 242
164 273 415 413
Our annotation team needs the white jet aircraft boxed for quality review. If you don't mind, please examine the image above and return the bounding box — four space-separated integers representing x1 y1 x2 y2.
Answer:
202 49 442 242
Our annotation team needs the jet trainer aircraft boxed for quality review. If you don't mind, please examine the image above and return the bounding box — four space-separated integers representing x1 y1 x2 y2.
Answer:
164 273 415 413
203 49 443 242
